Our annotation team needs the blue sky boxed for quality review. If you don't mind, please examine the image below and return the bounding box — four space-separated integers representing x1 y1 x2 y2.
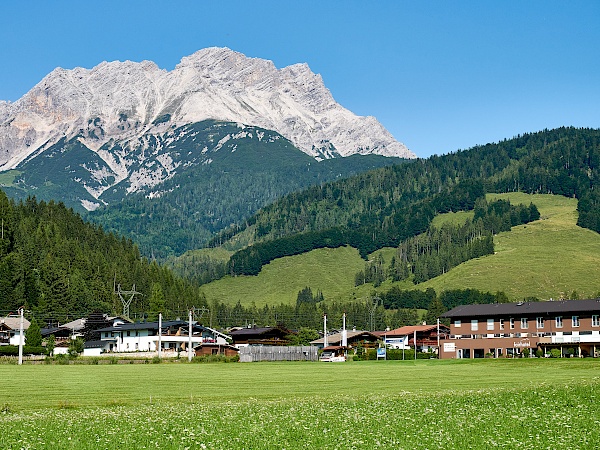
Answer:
1 1 598 158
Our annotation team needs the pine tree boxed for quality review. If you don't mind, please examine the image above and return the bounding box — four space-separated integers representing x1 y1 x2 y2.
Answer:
25 318 42 347
425 297 448 327
148 283 166 320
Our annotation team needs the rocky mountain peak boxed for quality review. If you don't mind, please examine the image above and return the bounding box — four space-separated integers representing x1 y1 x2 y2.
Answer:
0 47 415 170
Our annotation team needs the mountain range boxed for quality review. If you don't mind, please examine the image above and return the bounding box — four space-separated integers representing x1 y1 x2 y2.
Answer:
0 47 413 208
0 48 415 257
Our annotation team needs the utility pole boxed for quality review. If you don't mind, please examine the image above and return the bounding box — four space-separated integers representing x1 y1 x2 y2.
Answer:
323 314 328 348
437 318 440 358
188 309 193 362
369 295 381 331
158 312 162 359
342 312 347 347
18 307 24 365
414 330 417 361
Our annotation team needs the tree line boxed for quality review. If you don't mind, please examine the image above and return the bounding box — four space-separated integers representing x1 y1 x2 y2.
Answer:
356 198 540 286
225 179 485 276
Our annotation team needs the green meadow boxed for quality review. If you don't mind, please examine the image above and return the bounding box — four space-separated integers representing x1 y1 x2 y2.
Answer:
201 245 366 307
1 359 599 449
422 193 600 300
201 193 600 306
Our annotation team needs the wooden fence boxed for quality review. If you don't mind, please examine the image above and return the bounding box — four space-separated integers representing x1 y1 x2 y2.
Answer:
239 346 318 362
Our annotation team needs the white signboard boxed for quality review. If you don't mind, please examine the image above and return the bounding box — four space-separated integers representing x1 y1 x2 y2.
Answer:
385 338 405 345
443 342 456 352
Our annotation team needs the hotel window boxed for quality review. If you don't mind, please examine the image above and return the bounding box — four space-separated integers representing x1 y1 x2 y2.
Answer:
454 320 461 328
593 315 600 327
499 319 504 330
536 317 544 329
555 316 563 328
487 319 494 331
471 320 478 331
572 316 580 327
521 318 528 329
509 318 515 329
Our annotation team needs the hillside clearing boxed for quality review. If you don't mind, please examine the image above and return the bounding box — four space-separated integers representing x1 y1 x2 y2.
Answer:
421 193 600 300
200 193 600 306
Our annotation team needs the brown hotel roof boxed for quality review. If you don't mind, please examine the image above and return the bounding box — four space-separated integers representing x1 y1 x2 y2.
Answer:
442 299 600 319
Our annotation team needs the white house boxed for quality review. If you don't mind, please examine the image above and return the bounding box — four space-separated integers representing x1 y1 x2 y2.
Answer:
0 316 30 346
93 320 230 355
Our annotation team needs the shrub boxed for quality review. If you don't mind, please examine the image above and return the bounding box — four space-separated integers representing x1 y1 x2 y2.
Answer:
68 337 85 357
360 349 430 361
55 354 70 365
0 345 46 356
0 346 18 356
191 354 239 363
550 349 561 358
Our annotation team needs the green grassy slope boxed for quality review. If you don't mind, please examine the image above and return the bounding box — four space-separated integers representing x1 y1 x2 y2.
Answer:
420 192 600 300
199 193 600 306
200 246 366 306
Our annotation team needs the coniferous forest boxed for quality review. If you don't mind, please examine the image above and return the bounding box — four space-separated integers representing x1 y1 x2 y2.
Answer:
207 127 600 283
0 192 207 322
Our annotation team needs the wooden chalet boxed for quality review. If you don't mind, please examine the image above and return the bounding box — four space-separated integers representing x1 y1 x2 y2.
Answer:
310 330 380 350
230 326 292 347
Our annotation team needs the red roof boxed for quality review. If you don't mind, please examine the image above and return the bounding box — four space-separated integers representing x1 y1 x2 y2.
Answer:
384 324 448 336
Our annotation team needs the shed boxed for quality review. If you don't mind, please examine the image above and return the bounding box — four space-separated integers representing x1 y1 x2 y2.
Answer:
83 340 110 357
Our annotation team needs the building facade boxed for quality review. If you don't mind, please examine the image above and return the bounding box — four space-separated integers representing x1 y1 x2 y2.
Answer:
0 316 30 346
95 320 230 354
375 324 449 353
440 299 600 359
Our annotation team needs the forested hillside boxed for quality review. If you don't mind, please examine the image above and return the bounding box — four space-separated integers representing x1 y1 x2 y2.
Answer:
83 121 405 259
0 192 206 322
210 127 600 280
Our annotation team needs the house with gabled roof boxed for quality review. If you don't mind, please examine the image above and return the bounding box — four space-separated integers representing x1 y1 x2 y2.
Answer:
0 316 30 346
230 326 292 347
310 330 380 350
93 320 231 354
374 324 449 352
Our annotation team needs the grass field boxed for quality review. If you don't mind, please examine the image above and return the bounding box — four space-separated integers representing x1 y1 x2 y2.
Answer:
1 359 600 449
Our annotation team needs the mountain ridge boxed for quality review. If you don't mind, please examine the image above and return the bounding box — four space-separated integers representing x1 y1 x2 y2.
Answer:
0 47 414 177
